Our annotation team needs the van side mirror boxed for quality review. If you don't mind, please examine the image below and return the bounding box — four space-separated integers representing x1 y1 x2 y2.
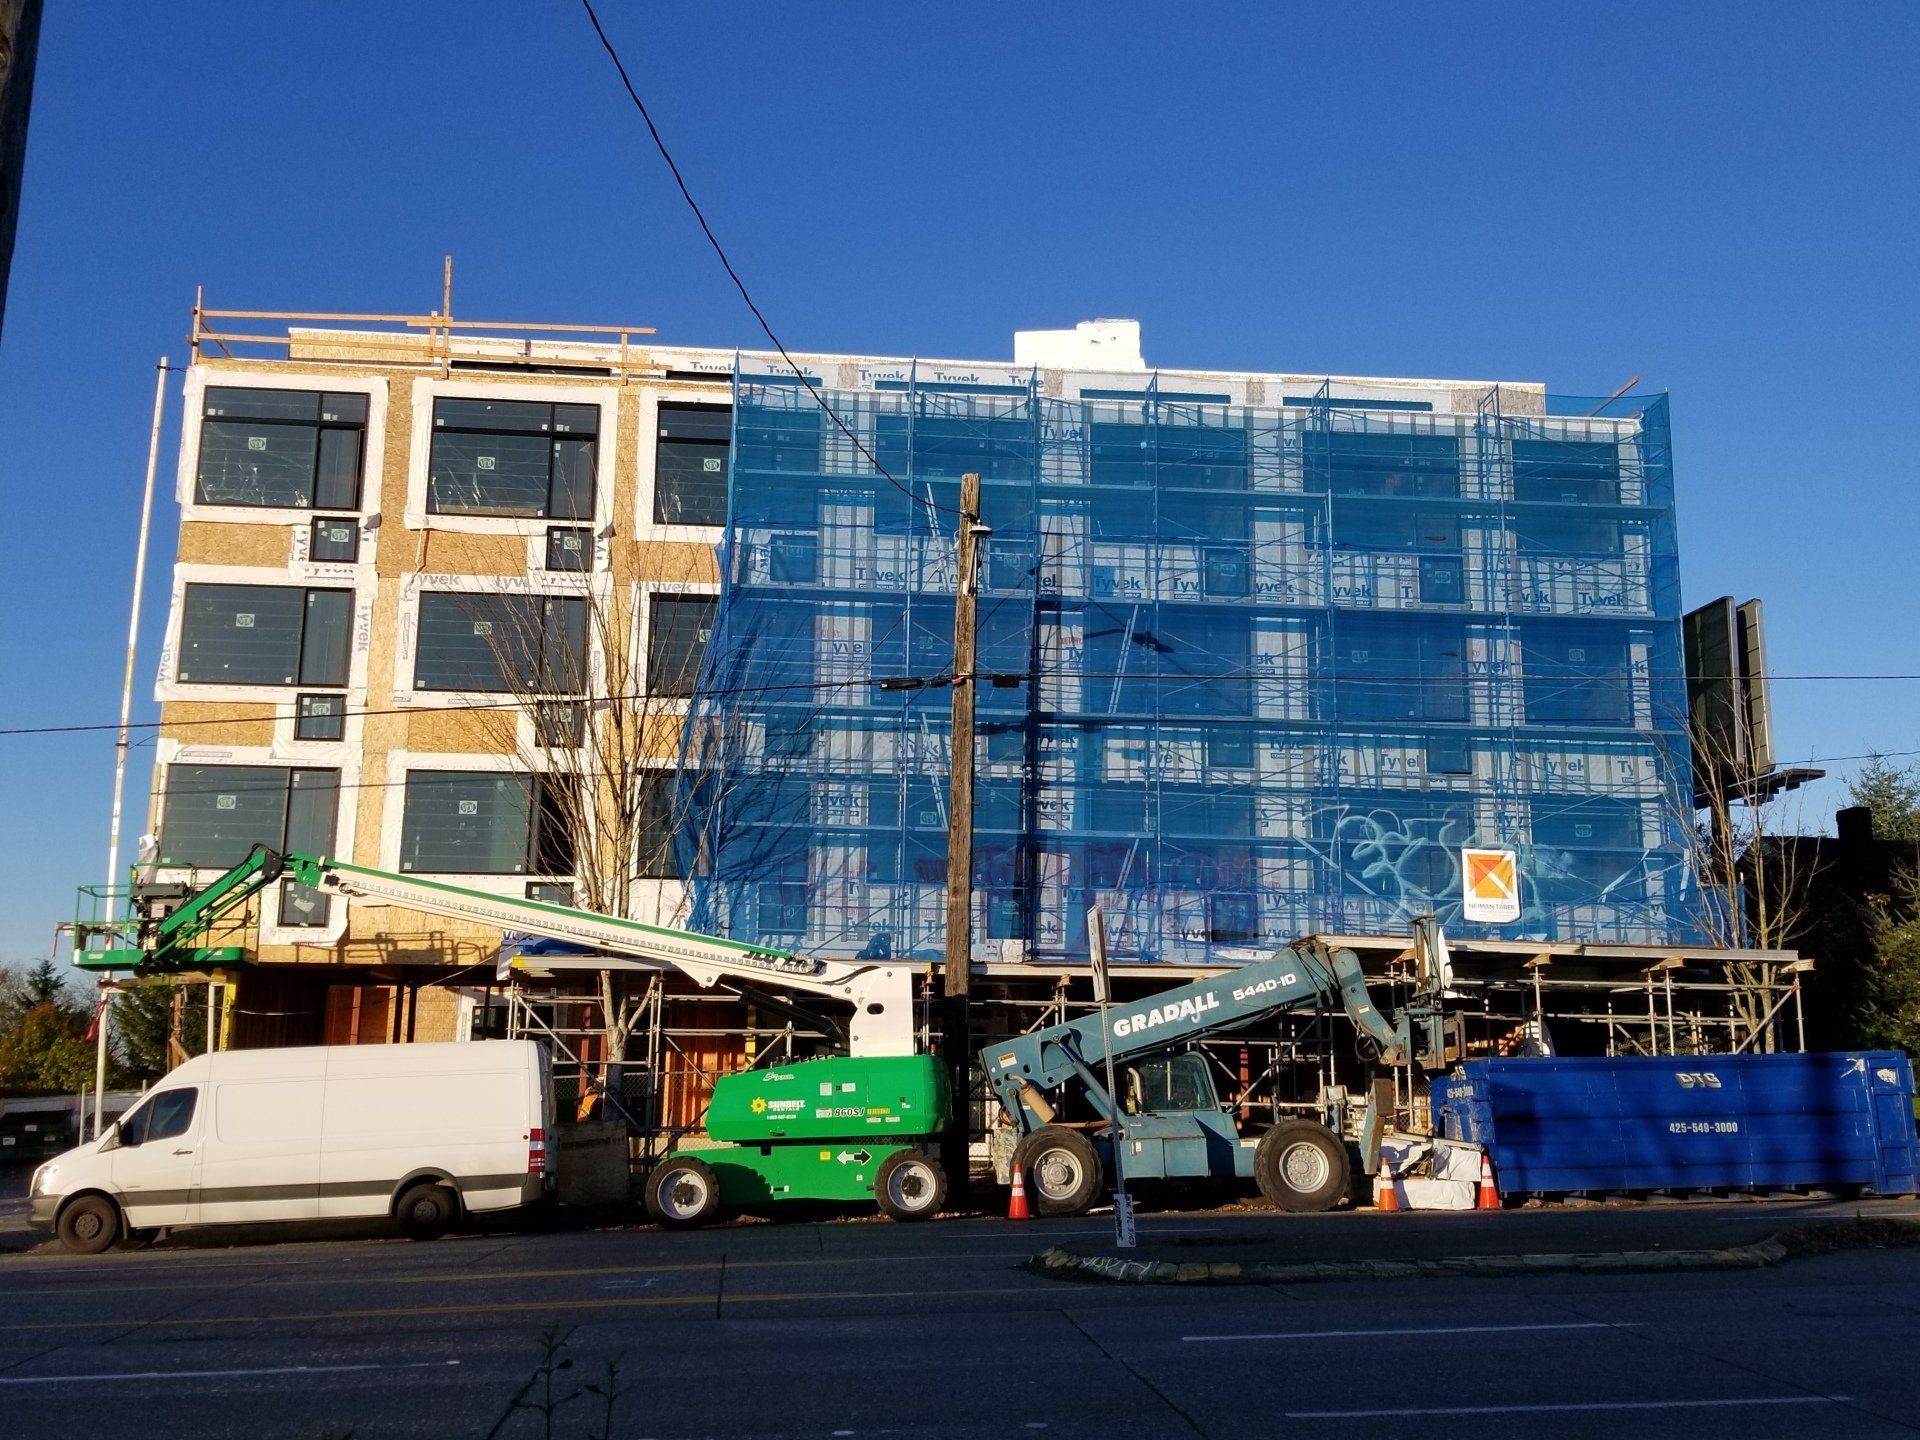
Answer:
98 1125 121 1153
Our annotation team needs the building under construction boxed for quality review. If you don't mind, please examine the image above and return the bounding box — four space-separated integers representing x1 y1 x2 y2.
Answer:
101 305 1809 1144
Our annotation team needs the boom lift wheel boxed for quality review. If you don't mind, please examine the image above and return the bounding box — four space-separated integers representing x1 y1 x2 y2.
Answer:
1014 1126 1101 1217
873 1150 946 1221
646 1155 721 1229
1253 1120 1351 1212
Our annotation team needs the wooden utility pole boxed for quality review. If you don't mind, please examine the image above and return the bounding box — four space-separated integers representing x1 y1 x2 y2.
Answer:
941 471 983 1203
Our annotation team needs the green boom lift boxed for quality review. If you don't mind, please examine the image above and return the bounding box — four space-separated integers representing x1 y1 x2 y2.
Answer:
75 847 948 1225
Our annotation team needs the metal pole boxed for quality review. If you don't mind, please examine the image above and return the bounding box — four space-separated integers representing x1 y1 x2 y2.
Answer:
97 359 170 1136
206 978 216 1055
940 471 982 1205
1088 908 1133 1248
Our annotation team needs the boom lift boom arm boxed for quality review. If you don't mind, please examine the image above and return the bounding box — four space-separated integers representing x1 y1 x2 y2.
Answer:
81 847 916 1057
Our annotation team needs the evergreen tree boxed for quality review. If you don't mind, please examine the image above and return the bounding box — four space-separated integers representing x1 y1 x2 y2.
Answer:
1849 755 1920 844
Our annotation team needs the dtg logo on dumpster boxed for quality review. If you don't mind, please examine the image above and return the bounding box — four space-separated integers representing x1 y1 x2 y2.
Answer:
1112 993 1220 1038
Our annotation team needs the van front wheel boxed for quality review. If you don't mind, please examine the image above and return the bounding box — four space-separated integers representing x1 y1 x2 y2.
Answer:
57 1194 121 1254
396 1181 457 1240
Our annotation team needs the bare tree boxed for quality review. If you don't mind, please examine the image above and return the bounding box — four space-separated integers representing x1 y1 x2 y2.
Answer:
452 566 712 1100
1680 715 1823 1047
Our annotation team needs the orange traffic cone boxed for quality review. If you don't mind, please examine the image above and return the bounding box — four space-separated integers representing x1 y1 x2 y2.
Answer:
1375 1163 1402 1213
1476 1151 1501 1210
1007 1163 1031 1220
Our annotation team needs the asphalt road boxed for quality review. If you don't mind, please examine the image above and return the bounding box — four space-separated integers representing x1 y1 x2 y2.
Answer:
1 1204 1917 1440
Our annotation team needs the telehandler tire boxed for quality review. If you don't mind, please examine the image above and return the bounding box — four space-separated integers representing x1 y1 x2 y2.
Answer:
1015 1126 1101 1217
874 1150 946 1221
1254 1120 1350 1212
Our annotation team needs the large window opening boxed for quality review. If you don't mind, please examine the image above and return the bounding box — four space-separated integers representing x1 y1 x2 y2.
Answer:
177 584 351 687
648 594 716 697
413 592 587 694
195 388 367 510
399 771 576 875
654 403 731 526
160 763 339 926
428 398 598 518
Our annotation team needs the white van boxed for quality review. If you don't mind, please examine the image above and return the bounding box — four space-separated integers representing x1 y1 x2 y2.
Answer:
29 1040 554 1253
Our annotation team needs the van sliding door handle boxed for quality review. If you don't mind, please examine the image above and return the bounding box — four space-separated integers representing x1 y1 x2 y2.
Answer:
171 1148 194 1156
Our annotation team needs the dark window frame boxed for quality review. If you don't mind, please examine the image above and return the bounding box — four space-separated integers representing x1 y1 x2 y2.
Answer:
544 526 593 572
413 592 588 696
176 583 353 689
194 387 368 511
653 402 732 526
309 516 360 564
398 770 577 877
647 593 717 698
156 764 340 869
427 397 600 519
294 693 347 742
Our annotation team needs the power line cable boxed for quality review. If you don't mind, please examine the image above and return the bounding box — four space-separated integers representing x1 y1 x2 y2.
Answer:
575 0 961 518
4 669 1919 739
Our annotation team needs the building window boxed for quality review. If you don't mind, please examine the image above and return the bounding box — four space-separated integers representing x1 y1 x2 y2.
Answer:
526 881 574 906
545 526 592 572
1088 421 1248 489
157 765 339 868
648 594 716 697
279 878 330 928
428 398 598 518
1512 438 1620 505
534 699 586 750
654 403 731 525
309 516 360 564
1311 431 1459 499
1331 616 1467 723
638 773 676 878
1521 625 1633 726
294 693 346 742
177 584 351 687
195 388 367 510
414 593 586 694
399 771 575 875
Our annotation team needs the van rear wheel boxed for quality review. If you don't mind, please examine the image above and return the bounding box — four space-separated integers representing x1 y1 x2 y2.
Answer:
57 1194 121 1255
396 1181 457 1240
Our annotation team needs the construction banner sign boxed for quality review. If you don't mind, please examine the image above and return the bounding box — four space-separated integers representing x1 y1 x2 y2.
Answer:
1461 848 1520 923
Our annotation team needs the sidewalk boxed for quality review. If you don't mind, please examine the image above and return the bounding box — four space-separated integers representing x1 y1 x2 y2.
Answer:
1027 1196 1920 1285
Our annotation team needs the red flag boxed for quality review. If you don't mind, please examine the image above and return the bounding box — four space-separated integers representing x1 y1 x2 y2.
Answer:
82 990 109 1044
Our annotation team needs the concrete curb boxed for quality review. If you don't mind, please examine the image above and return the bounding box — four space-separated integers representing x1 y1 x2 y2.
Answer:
1026 1235 1791 1285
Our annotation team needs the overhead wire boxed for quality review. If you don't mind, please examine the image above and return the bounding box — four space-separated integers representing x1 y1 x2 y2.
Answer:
575 0 962 518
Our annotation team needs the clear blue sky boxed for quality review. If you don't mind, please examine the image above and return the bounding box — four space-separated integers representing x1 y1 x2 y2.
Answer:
1 2 1914 964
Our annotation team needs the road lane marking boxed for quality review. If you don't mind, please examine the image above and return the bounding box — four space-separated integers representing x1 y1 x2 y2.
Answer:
0 1250 1040 1299
0 1284 1049 1331
1287 1395 1848 1419
1186 1321 1636 1343
0 1360 462 1387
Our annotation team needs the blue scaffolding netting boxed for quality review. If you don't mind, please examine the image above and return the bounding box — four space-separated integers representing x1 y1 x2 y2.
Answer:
676 369 1707 966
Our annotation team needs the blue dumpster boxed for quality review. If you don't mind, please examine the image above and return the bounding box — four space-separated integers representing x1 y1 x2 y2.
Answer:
1433 1052 1920 1197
